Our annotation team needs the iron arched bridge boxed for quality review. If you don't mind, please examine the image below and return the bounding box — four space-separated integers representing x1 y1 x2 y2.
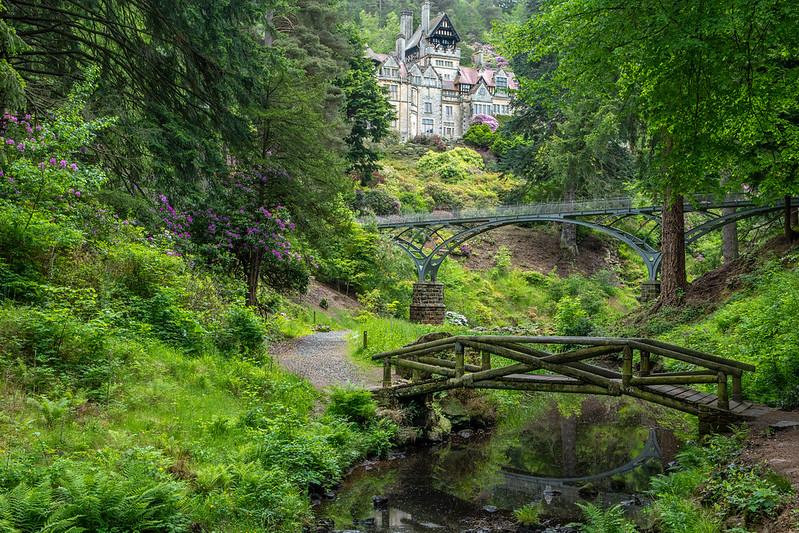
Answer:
361 195 795 282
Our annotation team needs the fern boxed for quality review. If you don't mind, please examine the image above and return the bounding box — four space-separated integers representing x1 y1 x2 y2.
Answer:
577 502 638 533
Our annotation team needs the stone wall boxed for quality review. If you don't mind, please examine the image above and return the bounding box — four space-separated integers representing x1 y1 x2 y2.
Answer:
409 282 446 324
640 281 661 302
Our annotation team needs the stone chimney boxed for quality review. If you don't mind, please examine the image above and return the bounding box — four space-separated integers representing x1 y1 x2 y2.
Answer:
400 9 413 39
421 1 430 34
396 34 406 61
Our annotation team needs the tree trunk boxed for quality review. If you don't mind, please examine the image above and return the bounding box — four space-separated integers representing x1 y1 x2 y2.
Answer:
246 250 263 307
791 207 798 230
785 196 796 241
560 183 578 256
560 414 577 477
721 206 738 264
660 192 687 304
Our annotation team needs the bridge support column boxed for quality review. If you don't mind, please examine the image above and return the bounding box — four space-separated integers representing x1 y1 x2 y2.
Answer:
640 281 661 302
410 282 446 324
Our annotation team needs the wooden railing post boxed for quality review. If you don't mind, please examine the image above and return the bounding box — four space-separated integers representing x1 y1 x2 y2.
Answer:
732 373 743 402
481 351 491 371
717 372 729 410
640 351 650 376
455 342 465 378
622 345 632 387
382 358 391 388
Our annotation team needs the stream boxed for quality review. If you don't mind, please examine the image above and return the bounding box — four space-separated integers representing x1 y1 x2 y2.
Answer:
317 396 684 532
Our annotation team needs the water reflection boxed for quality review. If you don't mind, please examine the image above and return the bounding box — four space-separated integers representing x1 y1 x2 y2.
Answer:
319 396 683 532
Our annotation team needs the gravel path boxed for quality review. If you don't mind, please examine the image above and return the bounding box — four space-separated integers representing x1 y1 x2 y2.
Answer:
271 330 381 390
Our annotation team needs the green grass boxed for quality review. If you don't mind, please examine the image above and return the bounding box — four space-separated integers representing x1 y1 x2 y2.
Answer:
349 315 465 364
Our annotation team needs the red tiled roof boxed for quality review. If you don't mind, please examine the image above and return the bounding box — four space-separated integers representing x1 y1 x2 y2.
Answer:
457 66 518 89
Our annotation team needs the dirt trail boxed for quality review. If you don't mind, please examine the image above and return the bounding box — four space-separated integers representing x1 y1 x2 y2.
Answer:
271 330 381 390
744 411 799 532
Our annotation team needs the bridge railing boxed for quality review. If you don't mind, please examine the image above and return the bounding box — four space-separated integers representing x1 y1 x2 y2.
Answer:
373 335 756 412
358 193 765 227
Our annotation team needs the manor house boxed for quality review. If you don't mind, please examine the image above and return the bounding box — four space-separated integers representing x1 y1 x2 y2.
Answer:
367 1 517 141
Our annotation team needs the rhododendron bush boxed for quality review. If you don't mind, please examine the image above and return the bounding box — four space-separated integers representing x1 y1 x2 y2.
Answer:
159 168 310 305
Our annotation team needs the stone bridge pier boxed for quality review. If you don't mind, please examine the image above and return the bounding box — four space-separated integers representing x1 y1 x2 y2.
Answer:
410 282 446 324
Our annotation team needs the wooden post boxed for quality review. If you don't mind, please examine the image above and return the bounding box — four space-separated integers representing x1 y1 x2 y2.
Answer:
732 374 743 402
455 342 465 378
363 330 368 350
622 345 632 387
382 359 391 388
481 351 491 371
717 372 729 410
640 351 650 376
313 311 316 324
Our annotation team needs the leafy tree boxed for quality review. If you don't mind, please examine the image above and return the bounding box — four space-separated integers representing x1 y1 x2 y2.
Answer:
337 40 394 186
503 0 799 303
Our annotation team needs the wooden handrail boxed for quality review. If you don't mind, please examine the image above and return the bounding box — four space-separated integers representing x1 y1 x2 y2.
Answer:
634 338 755 372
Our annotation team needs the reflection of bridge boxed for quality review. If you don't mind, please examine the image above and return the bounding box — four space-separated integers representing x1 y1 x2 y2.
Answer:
502 428 661 489
362 195 795 322
373 335 771 432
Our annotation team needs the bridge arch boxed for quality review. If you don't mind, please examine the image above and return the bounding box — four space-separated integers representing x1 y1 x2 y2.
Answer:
398 215 662 283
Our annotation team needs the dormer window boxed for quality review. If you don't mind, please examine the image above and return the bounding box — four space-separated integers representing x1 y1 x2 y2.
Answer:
496 76 508 89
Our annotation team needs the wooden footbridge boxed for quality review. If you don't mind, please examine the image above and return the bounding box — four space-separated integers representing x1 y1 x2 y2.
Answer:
373 335 770 426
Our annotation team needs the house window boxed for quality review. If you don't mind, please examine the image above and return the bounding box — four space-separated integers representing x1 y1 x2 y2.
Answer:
424 75 437 87
444 122 454 137
445 105 453 118
473 103 492 116
389 84 398 99
412 75 422 85
496 76 508 89
424 102 433 114
460 84 471 94
422 118 434 134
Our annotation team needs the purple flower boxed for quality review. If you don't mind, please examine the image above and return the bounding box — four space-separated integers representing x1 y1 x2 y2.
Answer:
70 163 78 171
74 190 81 197
38 162 46 169
16 143 24 152
5 139 14 145
60 160 67 168
49 157 57 165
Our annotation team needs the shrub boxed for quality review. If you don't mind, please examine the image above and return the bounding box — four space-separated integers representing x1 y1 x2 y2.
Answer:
352 188 401 216
463 123 496 149
470 113 499 132
132 289 209 355
417 147 485 183
492 245 512 277
214 305 266 356
326 387 377 426
554 295 592 336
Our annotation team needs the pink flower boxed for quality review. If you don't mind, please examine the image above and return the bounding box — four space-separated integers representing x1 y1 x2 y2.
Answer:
74 191 81 197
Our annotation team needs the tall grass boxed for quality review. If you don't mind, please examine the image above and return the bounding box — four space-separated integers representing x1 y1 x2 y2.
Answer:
349 315 461 364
